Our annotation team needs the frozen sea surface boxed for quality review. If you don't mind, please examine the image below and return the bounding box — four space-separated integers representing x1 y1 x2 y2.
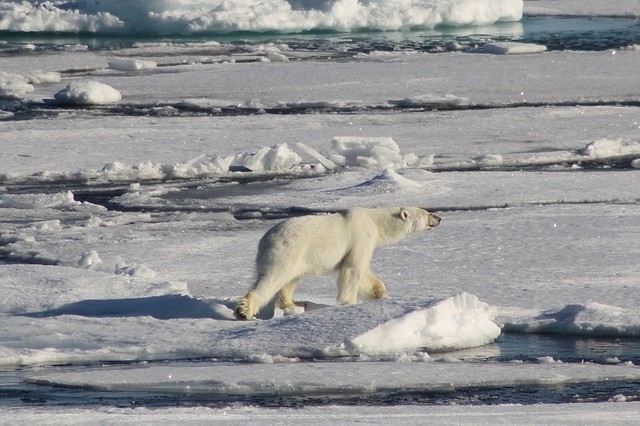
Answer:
1 0 640 423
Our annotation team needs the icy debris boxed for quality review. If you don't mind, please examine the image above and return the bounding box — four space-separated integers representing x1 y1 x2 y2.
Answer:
579 138 625 157
7 139 434 184
331 136 421 169
26 71 61 84
79 249 156 278
0 72 34 99
108 58 157 71
246 354 301 363
54 80 122 105
278 100 364 110
264 51 290 62
481 42 547 55
178 98 233 111
388 94 471 108
296 143 339 171
234 144 302 172
0 191 80 210
578 138 640 164
473 154 504 166
537 356 562 364
609 394 628 402
78 249 102 269
164 155 234 178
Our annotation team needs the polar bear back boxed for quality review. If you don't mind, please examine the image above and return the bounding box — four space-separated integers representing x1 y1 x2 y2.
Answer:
257 212 355 278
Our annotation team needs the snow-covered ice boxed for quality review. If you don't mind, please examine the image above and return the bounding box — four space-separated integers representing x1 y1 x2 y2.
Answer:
1 0 640 422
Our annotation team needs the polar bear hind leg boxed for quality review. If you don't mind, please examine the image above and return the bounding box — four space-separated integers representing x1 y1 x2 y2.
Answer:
336 266 364 305
359 270 388 300
275 279 299 310
235 273 297 320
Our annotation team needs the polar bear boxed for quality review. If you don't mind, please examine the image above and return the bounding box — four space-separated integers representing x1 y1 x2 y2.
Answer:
234 206 441 320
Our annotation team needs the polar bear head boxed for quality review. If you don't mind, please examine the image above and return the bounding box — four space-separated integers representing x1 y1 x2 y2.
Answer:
369 206 440 245
399 207 441 233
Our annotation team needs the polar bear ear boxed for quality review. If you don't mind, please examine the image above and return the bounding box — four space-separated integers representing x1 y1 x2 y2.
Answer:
400 209 410 221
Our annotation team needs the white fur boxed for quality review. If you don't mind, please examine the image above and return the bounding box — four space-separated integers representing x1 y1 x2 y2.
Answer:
234 206 441 320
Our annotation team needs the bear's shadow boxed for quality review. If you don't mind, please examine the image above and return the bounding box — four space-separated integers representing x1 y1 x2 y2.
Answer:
22 294 236 321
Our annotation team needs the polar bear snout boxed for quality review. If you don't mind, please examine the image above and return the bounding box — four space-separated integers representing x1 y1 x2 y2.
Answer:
428 213 441 227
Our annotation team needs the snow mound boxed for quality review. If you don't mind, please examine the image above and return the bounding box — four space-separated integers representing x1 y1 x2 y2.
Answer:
503 302 640 337
481 42 547 55
350 168 422 193
54 80 122 105
338 293 501 356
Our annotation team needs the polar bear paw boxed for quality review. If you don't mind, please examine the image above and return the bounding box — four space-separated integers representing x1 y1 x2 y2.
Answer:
234 294 252 320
